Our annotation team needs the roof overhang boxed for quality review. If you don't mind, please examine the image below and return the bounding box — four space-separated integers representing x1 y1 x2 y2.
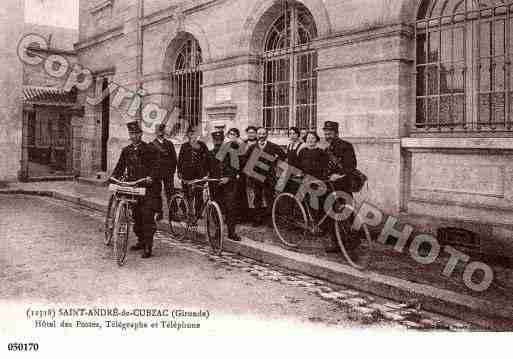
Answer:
23 86 77 106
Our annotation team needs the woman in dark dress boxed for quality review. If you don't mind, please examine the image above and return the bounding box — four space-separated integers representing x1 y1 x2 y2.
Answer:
297 131 330 219
298 131 329 180
177 126 210 220
226 127 247 222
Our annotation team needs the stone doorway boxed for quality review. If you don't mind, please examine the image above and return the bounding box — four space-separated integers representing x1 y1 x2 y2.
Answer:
26 109 73 179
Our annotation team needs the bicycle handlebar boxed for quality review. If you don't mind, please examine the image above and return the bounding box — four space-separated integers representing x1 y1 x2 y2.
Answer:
109 177 148 187
183 177 223 186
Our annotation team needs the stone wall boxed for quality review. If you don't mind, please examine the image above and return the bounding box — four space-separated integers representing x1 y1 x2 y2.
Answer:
75 0 419 203
0 0 24 181
75 0 513 256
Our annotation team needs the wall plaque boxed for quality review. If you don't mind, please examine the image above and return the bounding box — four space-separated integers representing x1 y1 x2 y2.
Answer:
215 87 232 103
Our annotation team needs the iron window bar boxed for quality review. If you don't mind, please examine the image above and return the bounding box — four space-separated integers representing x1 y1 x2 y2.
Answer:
415 0 513 132
261 2 317 135
171 38 203 136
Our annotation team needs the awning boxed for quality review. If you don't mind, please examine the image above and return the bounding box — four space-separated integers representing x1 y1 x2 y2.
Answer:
23 86 76 106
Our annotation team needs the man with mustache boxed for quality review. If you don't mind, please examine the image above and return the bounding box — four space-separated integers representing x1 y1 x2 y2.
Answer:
245 127 285 226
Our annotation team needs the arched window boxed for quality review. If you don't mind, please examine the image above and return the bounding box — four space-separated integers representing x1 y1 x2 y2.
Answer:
171 36 203 133
416 0 513 132
262 3 317 135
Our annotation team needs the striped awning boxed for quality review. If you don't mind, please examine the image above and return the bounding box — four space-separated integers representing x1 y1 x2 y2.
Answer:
23 86 76 105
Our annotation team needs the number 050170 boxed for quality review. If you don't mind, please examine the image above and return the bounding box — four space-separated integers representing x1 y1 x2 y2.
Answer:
7 343 39 351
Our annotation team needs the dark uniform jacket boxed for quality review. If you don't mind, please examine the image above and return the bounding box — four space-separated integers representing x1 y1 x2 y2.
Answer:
325 137 357 193
151 137 177 179
111 141 161 209
177 141 210 181
325 137 357 176
208 144 239 226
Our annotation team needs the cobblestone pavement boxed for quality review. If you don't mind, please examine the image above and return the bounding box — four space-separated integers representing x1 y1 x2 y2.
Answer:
157 232 474 331
0 194 475 331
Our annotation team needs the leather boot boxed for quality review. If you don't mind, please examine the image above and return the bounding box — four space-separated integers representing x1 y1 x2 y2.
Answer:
228 232 241 242
141 244 152 258
228 224 241 241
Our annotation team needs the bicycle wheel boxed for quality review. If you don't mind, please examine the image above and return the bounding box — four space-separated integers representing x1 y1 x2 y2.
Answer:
104 194 117 246
205 201 224 255
334 204 372 269
168 193 189 239
113 201 130 266
272 192 308 248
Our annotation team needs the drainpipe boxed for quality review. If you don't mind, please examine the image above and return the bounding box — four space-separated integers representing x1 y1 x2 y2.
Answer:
136 0 144 120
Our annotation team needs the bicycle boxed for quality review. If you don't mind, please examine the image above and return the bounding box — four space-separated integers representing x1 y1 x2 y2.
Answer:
104 177 147 266
272 176 372 269
168 177 225 255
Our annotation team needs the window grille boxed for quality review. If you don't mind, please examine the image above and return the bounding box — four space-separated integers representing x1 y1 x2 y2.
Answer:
171 38 203 134
416 0 513 132
262 3 317 135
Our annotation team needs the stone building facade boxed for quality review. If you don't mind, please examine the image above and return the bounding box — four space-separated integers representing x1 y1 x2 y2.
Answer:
0 0 79 181
21 24 80 180
0 0 24 182
74 0 513 256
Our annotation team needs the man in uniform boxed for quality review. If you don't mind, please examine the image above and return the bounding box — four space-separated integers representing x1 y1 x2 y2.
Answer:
110 121 161 258
151 123 177 220
209 130 241 241
322 120 357 252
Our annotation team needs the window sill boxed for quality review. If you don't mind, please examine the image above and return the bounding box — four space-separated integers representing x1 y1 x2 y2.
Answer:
402 137 513 150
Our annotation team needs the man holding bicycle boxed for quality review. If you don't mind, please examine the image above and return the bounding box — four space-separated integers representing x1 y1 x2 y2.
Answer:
209 130 241 241
110 121 161 258
322 121 357 253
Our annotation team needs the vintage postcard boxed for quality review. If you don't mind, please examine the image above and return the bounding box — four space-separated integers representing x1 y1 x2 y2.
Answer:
1 0 512 356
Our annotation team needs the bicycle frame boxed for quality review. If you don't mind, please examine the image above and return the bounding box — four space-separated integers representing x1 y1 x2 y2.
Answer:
106 177 147 265
182 178 222 221
108 178 147 223
112 194 138 221
298 180 355 234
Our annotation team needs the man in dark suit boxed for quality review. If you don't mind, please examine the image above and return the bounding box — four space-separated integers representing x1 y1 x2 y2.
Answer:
245 127 285 226
322 120 357 252
209 130 241 241
151 123 177 221
110 121 161 258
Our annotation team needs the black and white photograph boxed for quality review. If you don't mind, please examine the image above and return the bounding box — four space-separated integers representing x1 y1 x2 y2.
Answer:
1 0 513 356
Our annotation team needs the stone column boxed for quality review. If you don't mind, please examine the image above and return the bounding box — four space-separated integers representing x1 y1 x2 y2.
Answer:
19 107 33 181
71 114 83 176
79 78 97 177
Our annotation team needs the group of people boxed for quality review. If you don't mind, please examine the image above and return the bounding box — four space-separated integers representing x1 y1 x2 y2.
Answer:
109 119 358 259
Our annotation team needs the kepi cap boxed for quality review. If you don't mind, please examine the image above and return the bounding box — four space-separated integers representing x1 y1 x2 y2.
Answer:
127 121 142 133
322 121 339 132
